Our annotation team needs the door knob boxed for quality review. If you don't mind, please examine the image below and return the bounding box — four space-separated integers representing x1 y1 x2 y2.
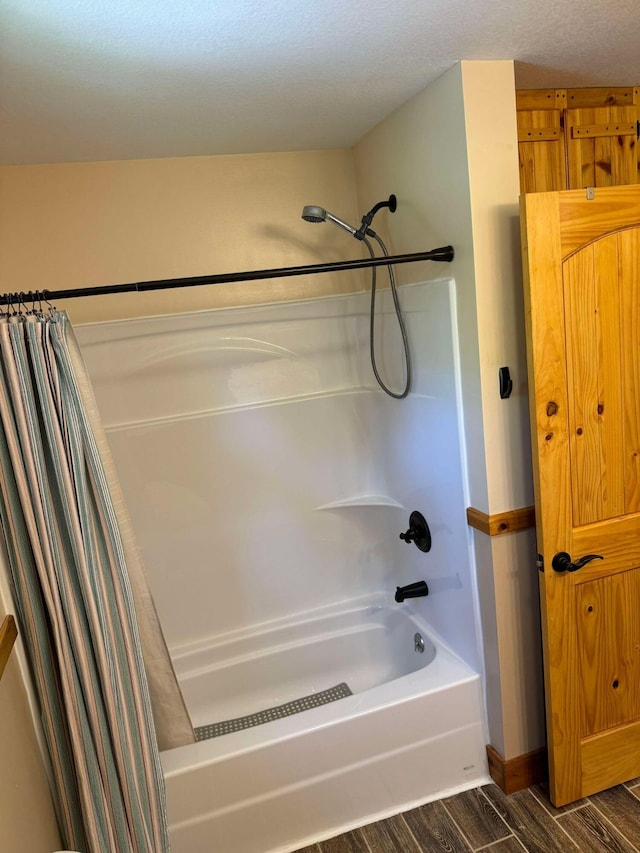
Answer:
551 552 604 573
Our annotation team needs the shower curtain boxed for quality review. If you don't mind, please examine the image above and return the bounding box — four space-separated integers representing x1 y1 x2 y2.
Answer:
0 310 194 852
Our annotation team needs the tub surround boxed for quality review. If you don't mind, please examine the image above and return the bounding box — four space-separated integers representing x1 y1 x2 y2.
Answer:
76 280 481 670
76 280 488 851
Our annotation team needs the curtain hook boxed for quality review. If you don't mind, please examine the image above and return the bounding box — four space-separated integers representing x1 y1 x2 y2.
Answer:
31 291 44 322
16 292 27 320
42 289 56 316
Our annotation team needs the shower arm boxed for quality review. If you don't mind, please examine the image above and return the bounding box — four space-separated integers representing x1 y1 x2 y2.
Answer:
0 246 454 306
354 194 397 241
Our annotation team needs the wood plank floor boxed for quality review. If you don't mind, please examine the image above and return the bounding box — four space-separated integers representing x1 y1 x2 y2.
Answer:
293 777 640 852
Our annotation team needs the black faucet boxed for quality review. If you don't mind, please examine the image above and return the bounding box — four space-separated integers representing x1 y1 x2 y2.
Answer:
395 581 429 603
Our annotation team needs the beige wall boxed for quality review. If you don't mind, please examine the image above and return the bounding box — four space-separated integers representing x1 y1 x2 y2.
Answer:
0 599 61 852
0 149 365 324
461 63 534 514
355 61 545 759
461 62 544 757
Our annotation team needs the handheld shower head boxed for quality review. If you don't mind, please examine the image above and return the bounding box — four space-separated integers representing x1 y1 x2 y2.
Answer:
302 195 397 241
299 192 411 399
301 205 326 223
301 205 357 236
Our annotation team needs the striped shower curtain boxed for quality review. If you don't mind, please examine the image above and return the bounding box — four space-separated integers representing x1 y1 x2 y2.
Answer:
0 310 194 852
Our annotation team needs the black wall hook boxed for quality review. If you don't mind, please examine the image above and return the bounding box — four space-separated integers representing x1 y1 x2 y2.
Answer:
499 366 513 399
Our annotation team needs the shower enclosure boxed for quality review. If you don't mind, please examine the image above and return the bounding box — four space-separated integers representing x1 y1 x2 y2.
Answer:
76 277 488 852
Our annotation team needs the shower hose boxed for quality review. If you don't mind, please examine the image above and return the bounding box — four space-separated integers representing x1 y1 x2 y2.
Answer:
363 234 412 399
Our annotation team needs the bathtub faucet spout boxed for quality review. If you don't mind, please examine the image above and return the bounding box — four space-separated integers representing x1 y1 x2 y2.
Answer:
395 581 429 603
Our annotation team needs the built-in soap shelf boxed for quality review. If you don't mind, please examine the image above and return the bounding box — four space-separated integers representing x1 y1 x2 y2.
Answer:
0 615 17 681
316 495 405 511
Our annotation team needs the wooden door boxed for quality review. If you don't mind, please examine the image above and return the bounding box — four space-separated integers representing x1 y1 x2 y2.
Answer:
565 87 639 189
521 185 640 806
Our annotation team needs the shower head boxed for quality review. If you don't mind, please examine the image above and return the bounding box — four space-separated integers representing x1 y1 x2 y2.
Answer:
302 195 397 242
301 205 326 224
301 205 357 236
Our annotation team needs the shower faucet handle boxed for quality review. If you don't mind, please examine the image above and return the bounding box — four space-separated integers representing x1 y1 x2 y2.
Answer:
399 529 417 544
399 511 432 553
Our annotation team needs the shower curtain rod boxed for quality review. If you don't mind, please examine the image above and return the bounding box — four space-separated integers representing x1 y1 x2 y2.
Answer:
0 246 454 305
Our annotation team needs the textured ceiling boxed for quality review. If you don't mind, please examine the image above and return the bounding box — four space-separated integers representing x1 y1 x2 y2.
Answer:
2 0 640 165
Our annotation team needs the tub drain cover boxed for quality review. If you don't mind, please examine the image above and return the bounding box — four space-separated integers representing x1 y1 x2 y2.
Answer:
194 682 353 741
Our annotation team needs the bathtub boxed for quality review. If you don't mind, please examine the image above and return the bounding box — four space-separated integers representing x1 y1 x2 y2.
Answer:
161 593 488 853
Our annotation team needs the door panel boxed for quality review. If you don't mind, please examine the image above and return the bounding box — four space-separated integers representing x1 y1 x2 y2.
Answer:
516 89 567 194
517 108 566 193
577 571 640 738
565 234 625 525
565 105 638 189
521 185 640 804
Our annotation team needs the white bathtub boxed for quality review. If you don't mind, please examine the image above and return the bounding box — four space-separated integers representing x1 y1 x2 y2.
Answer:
161 594 488 853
